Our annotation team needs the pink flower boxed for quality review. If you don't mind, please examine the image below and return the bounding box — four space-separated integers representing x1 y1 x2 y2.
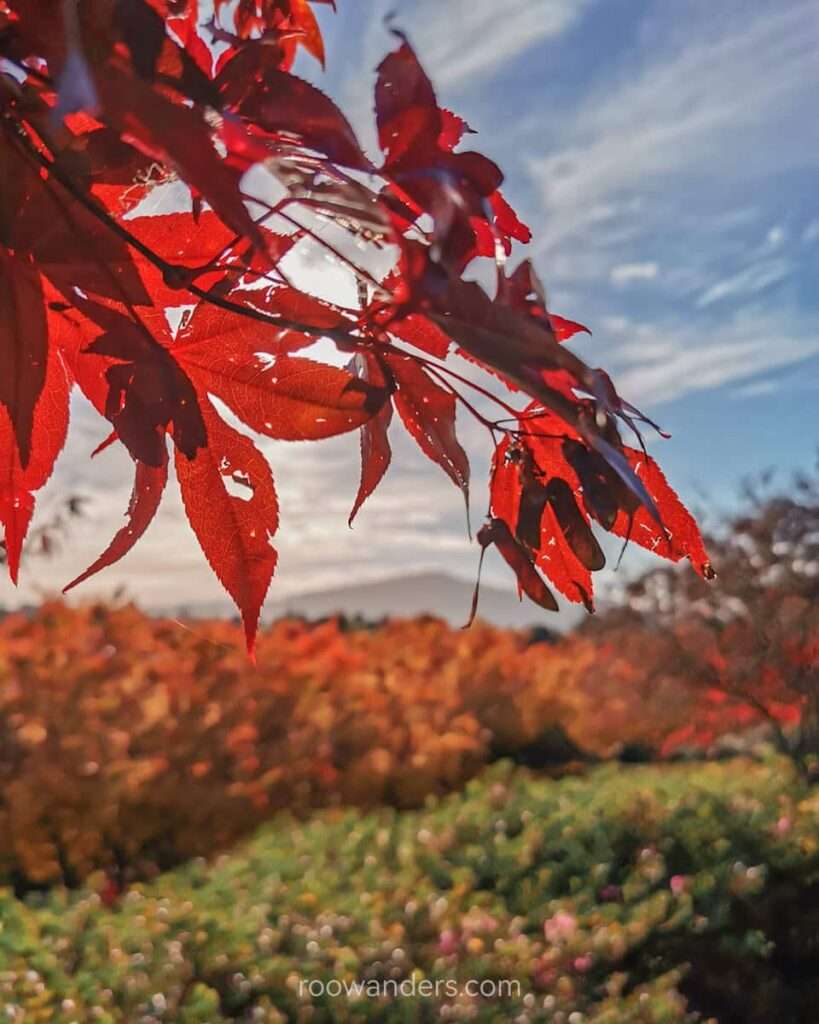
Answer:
775 816 792 835
670 874 688 896
438 929 459 956
573 955 592 973
543 911 577 943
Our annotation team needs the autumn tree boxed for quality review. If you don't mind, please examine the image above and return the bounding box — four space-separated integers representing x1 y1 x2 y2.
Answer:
583 464 819 766
0 0 711 652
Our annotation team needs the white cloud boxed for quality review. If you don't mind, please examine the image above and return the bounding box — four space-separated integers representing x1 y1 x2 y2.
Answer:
612 308 819 406
730 378 780 399
610 261 658 286
529 2 819 277
399 0 593 88
695 258 791 308
7 394 485 613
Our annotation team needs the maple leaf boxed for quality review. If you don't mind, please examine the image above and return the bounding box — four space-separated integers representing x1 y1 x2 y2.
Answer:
606 447 713 577
374 35 528 269
181 350 387 442
348 352 393 526
171 301 388 440
93 66 265 248
78 298 207 466
0 0 711 648
63 454 169 592
219 66 370 171
382 351 470 508
0 251 48 469
468 517 558 626
176 396 279 655
490 436 594 611
0 283 71 582
484 397 711 614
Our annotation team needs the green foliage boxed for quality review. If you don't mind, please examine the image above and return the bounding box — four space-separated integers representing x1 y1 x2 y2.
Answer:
1 759 818 1022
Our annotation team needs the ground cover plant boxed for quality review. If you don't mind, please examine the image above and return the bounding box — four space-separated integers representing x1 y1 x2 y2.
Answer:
1 759 819 1022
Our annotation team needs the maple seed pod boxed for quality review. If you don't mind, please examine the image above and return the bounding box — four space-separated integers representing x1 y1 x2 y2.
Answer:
545 478 606 572
562 439 620 530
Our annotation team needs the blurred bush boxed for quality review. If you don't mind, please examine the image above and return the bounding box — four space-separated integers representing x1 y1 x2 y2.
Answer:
1 759 818 1022
0 598 803 888
0 603 589 887
579 464 818 765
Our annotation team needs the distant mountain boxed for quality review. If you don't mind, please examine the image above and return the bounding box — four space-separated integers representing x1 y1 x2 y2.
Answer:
168 571 580 632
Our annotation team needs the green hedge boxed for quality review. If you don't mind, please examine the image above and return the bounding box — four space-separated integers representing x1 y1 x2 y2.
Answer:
2 758 819 1022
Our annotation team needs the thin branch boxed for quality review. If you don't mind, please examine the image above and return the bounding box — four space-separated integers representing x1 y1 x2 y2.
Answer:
272 204 390 298
422 363 501 436
3 115 358 346
404 351 526 420
2 113 548 458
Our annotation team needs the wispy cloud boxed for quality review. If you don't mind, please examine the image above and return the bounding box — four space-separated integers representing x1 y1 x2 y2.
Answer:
610 261 658 286
529 2 819 277
514 1 819 406
695 258 791 308
610 308 819 406
394 0 593 89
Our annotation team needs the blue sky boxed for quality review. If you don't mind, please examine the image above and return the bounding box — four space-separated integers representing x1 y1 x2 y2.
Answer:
5 0 818 612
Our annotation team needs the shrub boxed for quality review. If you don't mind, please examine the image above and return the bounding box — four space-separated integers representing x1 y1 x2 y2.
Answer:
1 759 818 1021
0 601 800 887
0 602 566 886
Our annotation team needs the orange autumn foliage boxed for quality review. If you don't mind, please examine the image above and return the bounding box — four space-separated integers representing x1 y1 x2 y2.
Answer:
0 595 804 887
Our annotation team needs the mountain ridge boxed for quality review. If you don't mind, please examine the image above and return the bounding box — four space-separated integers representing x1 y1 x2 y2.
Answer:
166 570 580 631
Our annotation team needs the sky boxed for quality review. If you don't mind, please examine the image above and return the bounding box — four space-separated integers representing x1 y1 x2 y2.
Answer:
5 0 818 614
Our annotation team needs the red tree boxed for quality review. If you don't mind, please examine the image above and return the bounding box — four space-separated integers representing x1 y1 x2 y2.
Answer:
0 1 711 651
575 466 818 766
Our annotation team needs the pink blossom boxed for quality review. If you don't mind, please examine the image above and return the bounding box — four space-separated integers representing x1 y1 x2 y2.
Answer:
670 874 688 896
543 911 577 943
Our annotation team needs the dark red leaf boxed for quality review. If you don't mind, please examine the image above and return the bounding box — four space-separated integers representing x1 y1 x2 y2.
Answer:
81 300 206 464
374 37 507 269
175 397 279 655
375 38 441 168
384 351 469 502
545 476 606 571
0 253 47 468
562 438 622 530
348 353 393 525
0 296 71 582
94 65 264 248
222 68 370 170
477 517 558 613
489 435 594 610
64 451 169 591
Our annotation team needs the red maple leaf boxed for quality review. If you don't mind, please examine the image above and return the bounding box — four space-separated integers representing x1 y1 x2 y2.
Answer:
0 1 710 649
